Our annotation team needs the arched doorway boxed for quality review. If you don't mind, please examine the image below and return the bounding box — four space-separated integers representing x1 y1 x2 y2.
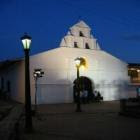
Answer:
73 76 94 103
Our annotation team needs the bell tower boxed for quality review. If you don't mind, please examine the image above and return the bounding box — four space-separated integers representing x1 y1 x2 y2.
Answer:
60 20 101 50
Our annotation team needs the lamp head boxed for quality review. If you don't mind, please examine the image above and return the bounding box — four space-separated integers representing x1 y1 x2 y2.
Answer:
75 57 86 68
34 69 44 78
21 33 31 50
75 58 81 67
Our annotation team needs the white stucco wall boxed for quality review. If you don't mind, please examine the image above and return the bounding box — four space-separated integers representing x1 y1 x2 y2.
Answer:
29 47 133 104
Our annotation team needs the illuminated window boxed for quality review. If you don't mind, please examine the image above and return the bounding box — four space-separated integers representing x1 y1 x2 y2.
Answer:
79 31 84 37
85 43 90 49
74 42 78 48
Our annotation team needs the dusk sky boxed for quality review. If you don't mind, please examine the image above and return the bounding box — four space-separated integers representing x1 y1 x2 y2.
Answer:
0 0 140 63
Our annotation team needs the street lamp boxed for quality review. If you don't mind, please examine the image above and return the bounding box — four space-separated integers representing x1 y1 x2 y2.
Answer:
74 57 86 112
21 33 32 132
33 69 44 112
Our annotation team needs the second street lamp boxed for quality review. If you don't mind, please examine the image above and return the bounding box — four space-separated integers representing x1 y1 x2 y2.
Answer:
33 69 44 112
75 57 86 112
21 33 32 132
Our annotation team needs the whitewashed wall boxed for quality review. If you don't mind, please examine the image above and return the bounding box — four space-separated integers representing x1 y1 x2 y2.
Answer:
0 47 136 104
29 47 134 104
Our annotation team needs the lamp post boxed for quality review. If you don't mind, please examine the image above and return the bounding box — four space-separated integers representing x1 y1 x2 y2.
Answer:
33 69 44 112
74 57 85 112
21 33 32 132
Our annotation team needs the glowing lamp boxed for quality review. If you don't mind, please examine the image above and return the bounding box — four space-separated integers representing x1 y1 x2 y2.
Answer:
75 59 81 67
21 33 31 50
75 57 86 68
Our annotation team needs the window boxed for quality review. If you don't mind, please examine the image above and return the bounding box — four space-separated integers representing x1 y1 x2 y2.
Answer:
85 43 90 49
128 68 140 83
74 42 78 48
79 31 84 37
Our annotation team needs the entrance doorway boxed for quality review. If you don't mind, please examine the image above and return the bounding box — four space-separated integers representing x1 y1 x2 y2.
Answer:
73 76 94 103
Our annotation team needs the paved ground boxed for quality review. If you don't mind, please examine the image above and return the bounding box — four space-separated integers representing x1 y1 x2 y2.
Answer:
0 100 23 140
19 101 140 140
0 100 14 121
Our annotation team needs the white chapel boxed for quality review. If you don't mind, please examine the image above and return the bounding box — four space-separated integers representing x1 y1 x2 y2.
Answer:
0 21 134 104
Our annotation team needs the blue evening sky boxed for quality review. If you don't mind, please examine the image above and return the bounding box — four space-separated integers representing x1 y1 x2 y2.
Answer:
0 0 140 63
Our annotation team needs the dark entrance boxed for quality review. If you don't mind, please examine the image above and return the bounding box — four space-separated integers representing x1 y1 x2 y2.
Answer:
73 76 94 103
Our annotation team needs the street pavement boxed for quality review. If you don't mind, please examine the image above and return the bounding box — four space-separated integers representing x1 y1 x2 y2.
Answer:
19 101 140 140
